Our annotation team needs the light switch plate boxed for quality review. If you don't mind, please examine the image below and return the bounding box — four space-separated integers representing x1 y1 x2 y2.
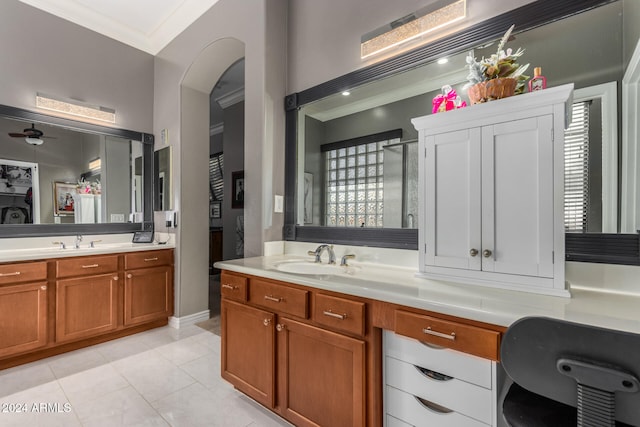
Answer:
274 195 284 213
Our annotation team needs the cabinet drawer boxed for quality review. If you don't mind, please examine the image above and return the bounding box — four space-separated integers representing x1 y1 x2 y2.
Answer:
249 279 308 318
0 261 47 285
386 414 412 427
56 255 118 278
220 272 248 302
312 293 365 336
386 356 492 424
124 250 172 269
385 330 492 388
394 310 500 360
386 385 488 427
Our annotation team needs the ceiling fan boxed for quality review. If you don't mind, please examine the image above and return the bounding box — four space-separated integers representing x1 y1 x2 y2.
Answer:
8 124 55 145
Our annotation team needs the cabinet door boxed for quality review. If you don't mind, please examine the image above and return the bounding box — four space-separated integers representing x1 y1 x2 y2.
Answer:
0 282 48 357
481 115 554 277
425 128 482 270
221 299 275 408
277 316 365 427
124 266 173 326
56 274 118 343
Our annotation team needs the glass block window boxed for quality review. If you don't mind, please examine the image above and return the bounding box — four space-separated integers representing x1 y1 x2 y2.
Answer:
565 101 590 231
209 152 224 202
322 130 401 227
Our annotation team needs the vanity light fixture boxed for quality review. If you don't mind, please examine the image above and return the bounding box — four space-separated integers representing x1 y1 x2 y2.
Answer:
36 93 116 124
360 0 466 59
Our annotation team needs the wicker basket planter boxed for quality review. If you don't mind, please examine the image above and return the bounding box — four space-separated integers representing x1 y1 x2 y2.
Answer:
467 77 517 105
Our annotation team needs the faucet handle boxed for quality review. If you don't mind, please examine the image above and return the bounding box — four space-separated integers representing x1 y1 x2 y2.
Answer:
89 240 102 248
340 254 356 266
52 241 66 250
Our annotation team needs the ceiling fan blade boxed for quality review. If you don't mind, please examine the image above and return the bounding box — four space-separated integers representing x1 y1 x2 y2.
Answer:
8 132 27 137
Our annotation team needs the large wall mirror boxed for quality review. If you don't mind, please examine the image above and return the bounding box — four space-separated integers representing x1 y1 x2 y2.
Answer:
0 104 153 237
285 0 640 265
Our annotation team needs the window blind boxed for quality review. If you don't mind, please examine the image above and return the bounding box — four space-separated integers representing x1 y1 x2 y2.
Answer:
564 101 590 231
209 152 224 202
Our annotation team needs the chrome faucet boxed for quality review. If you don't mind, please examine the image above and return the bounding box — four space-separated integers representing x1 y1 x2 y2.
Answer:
74 234 83 249
308 244 336 264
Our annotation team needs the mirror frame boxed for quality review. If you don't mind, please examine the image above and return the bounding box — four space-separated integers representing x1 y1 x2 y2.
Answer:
0 104 154 237
283 0 640 265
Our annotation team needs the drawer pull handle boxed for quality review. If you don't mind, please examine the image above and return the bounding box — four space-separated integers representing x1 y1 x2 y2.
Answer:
221 284 238 290
323 310 347 320
423 326 456 341
82 264 99 269
144 257 159 262
264 295 282 303
0 271 21 277
415 366 453 381
414 396 453 415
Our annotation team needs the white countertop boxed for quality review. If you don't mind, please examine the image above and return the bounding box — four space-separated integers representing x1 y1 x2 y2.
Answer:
0 233 175 262
216 254 640 334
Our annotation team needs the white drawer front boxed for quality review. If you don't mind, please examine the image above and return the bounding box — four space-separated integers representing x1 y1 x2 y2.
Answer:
386 385 488 427
386 356 492 424
385 330 492 388
386 414 413 427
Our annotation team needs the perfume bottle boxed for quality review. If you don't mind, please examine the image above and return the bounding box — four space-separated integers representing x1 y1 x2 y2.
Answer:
529 67 547 91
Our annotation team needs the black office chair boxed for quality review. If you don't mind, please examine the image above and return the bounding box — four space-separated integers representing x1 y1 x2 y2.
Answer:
500 317 640 427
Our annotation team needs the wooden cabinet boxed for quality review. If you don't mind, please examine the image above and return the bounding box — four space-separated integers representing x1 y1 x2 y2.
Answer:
0 262 48 357
278 316 365 427
55 255 119 343
413 85 573 296
220 271 371 427
0 248 174 369
124 251 173 326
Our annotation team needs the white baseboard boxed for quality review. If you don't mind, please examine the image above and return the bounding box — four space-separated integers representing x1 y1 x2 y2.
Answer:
168 310 210 329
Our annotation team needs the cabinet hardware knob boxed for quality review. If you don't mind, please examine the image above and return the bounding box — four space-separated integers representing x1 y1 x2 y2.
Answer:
113 276 119 281
144 257 159 262
0 271 21 277
127 274 132 279
264 295 283 303
323 310 347 320
82 264 99 269
263 318 272 326
276 324 286 332
221 284 237 290
483 249 492 258
469 248 478 257
40 285 47 290
422 326 456 341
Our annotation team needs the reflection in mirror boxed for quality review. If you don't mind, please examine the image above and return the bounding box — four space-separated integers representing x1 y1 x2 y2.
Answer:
154 147 172 211
295 1 626 233
0 115 144 227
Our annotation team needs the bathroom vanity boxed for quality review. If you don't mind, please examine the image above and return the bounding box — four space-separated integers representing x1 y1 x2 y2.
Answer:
0 244 173 369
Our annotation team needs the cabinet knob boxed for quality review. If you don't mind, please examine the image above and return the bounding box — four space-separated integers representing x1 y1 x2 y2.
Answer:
113 276 119 281
469 248 478 257
263 318 271 327
127 274 133 279
276 324 286 332
483 249 493 258
40 285 47 291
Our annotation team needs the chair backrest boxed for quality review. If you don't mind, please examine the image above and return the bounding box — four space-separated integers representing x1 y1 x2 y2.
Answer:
500 316 640 426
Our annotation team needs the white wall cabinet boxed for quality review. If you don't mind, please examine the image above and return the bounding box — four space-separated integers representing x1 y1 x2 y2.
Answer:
412 85 574 296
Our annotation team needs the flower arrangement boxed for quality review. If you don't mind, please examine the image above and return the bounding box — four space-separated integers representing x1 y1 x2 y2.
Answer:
77 178 101 195
463 25 530 103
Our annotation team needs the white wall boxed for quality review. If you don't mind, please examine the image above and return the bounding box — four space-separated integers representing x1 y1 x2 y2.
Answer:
154 0 287 317
0 1 153 132
287 0 535 93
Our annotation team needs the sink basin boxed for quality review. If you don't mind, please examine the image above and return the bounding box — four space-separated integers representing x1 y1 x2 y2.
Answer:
274 260 359 276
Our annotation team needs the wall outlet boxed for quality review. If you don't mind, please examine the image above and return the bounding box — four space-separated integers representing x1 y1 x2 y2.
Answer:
274 195 284 213
110 213 125 223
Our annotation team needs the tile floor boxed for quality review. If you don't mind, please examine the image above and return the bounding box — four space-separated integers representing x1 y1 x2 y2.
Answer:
0 322 292 427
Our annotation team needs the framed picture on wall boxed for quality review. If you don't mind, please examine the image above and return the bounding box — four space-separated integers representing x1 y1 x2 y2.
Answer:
210 201 221 219
53 182 76 216
232 171 244 209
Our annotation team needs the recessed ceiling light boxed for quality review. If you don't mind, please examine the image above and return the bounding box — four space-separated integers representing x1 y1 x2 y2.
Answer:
342 91 351 96
437 57 449 65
